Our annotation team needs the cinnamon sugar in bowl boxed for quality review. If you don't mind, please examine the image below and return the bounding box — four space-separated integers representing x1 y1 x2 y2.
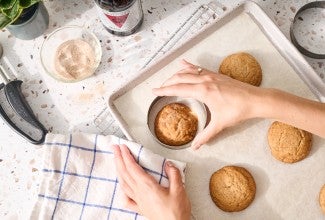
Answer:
40 26 102 82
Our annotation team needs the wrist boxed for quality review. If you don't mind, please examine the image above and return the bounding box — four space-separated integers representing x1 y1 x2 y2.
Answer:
248 87 278 119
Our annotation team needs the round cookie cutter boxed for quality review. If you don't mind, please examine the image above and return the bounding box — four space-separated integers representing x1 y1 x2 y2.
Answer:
290 1 325 59
147 96 207 150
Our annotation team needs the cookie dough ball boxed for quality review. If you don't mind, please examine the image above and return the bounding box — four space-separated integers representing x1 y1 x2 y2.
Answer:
219 52 262 86
209 166 256 212
268 121 312 163
320 184 325 214
154 103 198 146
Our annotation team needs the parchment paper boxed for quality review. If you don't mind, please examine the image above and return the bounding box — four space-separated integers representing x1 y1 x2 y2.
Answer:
113 12 325 220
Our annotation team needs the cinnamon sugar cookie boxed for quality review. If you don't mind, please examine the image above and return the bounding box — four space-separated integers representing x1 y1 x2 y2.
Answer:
219 52 262 86
209 166 256 212
267 121 312 163
319 184 325 214
154 103 198 146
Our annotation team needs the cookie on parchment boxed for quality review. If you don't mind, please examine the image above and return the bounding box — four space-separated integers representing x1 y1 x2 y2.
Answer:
209 165 256 212
267 121 312 163
154 103 198 146
319 184 325 214
219 52 262 86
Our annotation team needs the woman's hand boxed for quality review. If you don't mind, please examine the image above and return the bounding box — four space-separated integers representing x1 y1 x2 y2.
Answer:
153 60 266 150
113 144 191 220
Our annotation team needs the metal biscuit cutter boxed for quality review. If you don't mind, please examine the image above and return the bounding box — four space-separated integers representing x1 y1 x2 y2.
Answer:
94 1 225 137
290 1 325 59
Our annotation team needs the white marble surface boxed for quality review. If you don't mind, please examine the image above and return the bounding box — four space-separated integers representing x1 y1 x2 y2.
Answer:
0 0 324 219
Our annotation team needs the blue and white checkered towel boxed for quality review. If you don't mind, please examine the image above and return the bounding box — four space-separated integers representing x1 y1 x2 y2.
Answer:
31 133 186 220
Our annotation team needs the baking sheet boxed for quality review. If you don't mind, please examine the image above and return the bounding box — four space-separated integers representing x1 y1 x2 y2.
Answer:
109 2 325 219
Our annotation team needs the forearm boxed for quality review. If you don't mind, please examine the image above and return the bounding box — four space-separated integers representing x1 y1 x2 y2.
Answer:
252 88 325 138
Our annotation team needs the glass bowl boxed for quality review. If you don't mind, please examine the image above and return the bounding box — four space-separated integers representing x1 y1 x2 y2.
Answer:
147 96 207 150
40 26 102 82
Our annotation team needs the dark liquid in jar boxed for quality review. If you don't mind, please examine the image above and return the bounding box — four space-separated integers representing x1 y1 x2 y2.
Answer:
95 0 143 36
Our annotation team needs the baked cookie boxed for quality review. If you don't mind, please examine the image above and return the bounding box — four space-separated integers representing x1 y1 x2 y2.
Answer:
320 184 325 214
267 121 312 163
209 166 256 212
219 52 262 86
154 103 198 146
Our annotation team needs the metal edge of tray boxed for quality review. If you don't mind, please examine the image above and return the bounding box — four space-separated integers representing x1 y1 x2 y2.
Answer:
108 1 325 141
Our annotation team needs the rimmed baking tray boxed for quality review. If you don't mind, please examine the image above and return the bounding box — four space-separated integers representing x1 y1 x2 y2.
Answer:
108 1 325 219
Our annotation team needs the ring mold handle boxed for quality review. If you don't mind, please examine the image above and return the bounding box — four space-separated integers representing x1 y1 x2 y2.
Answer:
0 80 47 144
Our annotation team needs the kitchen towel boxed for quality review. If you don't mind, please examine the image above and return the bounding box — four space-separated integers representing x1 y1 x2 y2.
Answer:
31 133 186 220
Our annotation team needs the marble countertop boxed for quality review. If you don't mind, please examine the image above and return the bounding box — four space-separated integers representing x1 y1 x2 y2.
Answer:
0 0 324 219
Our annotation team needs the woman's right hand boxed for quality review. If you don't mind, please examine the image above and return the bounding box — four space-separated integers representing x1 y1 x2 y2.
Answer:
153 60 267 150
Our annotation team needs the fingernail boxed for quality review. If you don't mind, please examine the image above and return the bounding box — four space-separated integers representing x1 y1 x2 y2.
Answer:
112 145 119 154
190 141 197 149
191 144 201 150
112 145 118 150
152 88 159 94
166 161 175 167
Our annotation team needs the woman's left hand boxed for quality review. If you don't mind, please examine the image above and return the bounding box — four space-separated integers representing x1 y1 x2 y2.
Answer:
112 144 191 220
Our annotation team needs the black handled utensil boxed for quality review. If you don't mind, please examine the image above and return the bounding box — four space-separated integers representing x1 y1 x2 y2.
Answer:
0 46 47 144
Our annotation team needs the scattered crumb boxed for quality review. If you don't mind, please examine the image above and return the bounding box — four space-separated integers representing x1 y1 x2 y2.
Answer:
134 35 142 42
